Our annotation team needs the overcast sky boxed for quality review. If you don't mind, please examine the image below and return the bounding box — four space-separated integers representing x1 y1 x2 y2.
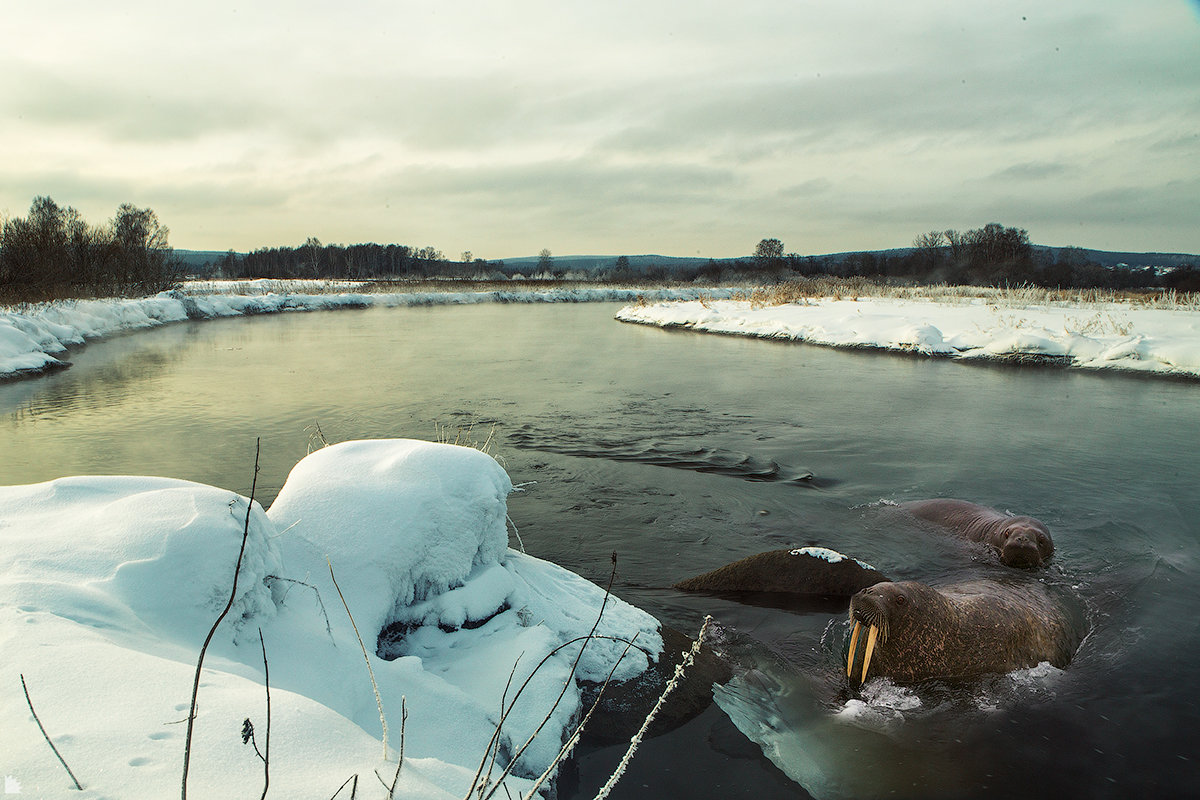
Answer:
3 0 1198 259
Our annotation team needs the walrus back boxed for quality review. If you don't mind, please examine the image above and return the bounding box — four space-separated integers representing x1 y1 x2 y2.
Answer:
675 547 889 597
938 580 1083 673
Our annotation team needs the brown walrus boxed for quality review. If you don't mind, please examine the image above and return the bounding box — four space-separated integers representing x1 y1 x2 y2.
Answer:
900 498 1054 568
845 578 1083 687
674 547 889 598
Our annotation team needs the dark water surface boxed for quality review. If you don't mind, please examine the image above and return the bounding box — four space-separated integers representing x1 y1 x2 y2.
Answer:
2 303 1198 798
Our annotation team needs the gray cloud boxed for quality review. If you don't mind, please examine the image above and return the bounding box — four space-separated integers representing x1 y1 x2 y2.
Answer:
1 1 1197 255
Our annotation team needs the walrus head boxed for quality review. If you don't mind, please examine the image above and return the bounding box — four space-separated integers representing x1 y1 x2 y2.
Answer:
845 581 951 686
997 519 1054 568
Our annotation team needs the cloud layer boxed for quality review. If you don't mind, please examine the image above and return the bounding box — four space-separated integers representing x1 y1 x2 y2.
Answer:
2 0 1197 257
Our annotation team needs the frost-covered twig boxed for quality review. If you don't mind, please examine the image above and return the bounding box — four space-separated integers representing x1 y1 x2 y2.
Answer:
374 696 408 799
328 558 389 759
506 514 526 554
20 673 83 790
264 574 335 641
591 615 713 800
182 437 260 800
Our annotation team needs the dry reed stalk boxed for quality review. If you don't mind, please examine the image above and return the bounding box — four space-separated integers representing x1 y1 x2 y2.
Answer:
327 558 390 760
20 673 84 790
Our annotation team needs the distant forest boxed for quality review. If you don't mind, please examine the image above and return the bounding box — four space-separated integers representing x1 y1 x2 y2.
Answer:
211 224 1200 292
3 195 1199 304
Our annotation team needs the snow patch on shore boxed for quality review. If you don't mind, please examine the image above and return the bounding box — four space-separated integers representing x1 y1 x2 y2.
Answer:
617 296 1200 378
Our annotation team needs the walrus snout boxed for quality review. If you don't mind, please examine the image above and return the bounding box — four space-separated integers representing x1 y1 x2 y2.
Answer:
1000 525 1053 568
846 586 895 686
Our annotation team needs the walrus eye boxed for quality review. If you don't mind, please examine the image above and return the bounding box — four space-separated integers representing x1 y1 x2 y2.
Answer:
894 595 906 606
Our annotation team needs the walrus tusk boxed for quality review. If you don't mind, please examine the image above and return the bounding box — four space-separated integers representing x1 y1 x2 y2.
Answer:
847 621 862 677
860 624 878 684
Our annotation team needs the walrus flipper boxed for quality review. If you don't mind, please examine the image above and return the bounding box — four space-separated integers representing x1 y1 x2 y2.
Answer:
675 547 890 601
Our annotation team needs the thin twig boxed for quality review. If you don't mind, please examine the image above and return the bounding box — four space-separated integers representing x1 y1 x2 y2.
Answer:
521 632 642 799
20 674 83 790
259 627 271 800
328 774 358 799
388 697 407 798
264 575 335 641
483 658 523 794
475 553 620 800
182 437 261 800
328 558 389 759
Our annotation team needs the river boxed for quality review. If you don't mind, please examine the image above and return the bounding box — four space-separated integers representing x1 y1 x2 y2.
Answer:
1 302 1197 799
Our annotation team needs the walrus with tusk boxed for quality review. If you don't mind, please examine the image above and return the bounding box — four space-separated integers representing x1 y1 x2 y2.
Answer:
844 578 1084 687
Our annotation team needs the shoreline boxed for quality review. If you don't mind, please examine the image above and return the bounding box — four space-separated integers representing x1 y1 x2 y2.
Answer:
614 295 1200 381
0 285 737 381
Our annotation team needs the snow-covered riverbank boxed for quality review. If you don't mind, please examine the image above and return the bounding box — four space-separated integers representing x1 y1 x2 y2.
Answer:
616 295 1200 379
0 439 662 798
0 286 737 380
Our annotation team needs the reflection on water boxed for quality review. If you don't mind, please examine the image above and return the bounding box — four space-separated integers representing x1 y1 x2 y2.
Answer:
1 303 1198 799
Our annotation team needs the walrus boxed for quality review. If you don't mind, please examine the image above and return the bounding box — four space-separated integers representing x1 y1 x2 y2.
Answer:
900 499 1054 568
674 547 889 598
844 578 1083 687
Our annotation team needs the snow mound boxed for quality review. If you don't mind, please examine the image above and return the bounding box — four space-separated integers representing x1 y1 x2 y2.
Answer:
268 439 514 634
0 476 281 648
1 439 662 798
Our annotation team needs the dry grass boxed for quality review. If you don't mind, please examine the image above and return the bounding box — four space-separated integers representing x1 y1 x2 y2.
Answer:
735 277 1200 312
177 278 718 297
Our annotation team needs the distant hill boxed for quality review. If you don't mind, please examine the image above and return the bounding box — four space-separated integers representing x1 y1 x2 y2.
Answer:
479 247 1200 272
174 246 1199 275
174 250 229 269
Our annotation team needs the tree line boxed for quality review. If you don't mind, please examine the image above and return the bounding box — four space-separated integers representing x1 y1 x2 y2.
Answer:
214 237 471 280
4 200 1197 302
746 225 1199 292
0 196 181 303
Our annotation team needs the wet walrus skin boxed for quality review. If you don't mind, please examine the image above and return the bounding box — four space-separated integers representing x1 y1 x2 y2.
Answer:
900 498 1054 568
674 547 889 598
845 578 1084 687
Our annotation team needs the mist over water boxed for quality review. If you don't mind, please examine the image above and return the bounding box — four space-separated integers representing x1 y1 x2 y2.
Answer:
1 303 1197 799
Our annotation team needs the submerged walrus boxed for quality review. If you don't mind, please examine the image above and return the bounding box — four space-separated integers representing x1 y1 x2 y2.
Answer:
674 547 889 598
900 499 1054 568
845 578 1083 687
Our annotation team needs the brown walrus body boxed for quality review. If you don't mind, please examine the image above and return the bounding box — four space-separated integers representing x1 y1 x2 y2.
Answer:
900 498 1054 568
845 578 1083 687
674 547 889 598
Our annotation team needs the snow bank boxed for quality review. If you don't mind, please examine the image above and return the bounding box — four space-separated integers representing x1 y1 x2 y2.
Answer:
0 286 736 380
616 296 1200 378
0 439 662 798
